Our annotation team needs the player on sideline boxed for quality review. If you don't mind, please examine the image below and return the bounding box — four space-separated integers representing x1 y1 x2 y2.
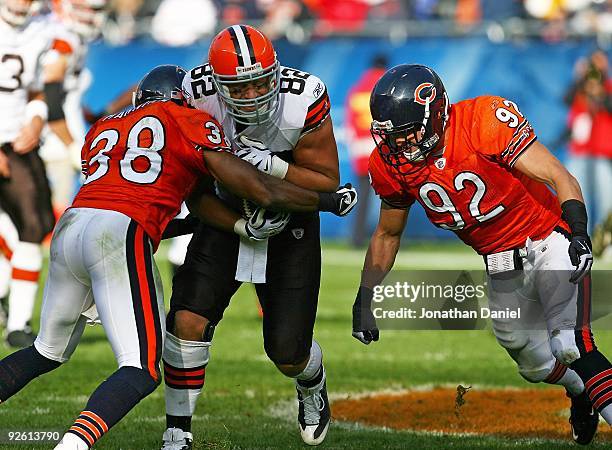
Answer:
42 0 109 207
352 64 607 445
0 0 56 348
0 65 356 450
161 25 342 449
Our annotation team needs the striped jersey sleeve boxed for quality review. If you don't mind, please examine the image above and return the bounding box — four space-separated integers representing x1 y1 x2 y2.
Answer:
472 95 537 167
303 86 331 134
299 74 331 136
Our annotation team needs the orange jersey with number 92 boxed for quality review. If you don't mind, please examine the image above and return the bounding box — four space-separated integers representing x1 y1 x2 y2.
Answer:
72 100 230 247
369 95 566 255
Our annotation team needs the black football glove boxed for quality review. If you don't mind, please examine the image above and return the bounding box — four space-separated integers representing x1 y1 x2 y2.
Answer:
318 183 358 217
568 235 593 284
352 287 379 345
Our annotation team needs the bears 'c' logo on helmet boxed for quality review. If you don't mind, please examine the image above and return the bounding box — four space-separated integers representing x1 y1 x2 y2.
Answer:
414 82 436 106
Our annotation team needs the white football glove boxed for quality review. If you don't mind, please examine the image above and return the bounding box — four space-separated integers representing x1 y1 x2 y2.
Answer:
234 135 288 179
234 206 290 241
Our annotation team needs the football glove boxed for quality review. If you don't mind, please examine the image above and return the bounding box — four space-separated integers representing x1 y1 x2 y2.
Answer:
318 183 358 217
235 206 290 241
235 136 288 179
352 287 379 345
568 235 593 284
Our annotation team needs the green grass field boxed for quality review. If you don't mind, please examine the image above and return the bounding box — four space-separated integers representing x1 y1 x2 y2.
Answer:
1 242 611 449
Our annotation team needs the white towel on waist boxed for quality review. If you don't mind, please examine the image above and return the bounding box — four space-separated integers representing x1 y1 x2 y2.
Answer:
235 236 268 283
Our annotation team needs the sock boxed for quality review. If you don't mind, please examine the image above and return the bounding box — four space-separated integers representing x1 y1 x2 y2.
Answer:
543 360 584 396
571 350 612 423
163 332 210 431
295 340 324 388
0 345 61 402
7 242 41 332
66 366 158 447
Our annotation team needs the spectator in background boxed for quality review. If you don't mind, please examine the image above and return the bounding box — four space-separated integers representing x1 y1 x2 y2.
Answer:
151 0 217 45
345 54 388 247
566 50 612 231
256 0 306 40
303 0 371 35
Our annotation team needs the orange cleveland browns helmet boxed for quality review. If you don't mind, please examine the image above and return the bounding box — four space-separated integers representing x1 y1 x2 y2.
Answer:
208 24 280 125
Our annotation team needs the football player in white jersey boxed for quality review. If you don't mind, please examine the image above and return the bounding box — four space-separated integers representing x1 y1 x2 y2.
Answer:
0 0 56 348
42 0 108 209
160 25 347 449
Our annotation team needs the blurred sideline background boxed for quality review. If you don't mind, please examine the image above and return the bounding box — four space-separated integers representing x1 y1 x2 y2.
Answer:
81 0 612 243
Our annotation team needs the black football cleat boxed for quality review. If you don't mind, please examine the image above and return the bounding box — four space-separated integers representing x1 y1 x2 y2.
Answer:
569 390 599 445
296 367 330 446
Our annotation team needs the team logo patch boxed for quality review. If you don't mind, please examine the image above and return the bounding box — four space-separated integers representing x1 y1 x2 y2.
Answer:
291 228 304 239
236 62 263 75
434 158 446 170
313 82 324 98
414 82 436 106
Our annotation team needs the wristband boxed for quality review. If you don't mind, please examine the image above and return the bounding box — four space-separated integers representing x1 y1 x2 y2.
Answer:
25 99 48 123
44 82 66 121
561 199 588 237
270 155 289 179
234 218 249 238
317 192 336 212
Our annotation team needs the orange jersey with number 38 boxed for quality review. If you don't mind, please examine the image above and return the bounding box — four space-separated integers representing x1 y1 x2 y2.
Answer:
369 95 565 255
72 100 230 247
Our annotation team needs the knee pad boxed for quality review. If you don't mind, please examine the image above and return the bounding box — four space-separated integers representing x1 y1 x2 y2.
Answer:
264 335 311 366
550 330 581 366
493 326 529 351
496 330 555 383
115 366 159 398
519 363 555 383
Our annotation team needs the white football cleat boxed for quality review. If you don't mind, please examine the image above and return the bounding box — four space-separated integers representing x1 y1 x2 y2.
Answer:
54 433 89 450
161 427 193 450
296 368 330 446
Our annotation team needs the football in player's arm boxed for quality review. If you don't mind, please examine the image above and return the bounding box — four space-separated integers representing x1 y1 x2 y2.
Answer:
352 64 603 446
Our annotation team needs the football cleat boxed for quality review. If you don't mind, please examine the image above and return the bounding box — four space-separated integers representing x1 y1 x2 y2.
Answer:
160 427 193 450
6 326 35 348
569 390 599 445
296 368 330 446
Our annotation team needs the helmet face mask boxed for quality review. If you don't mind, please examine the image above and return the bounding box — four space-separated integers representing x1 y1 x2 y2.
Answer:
208 25 281 126
0 0 39 27
370 64 449 169
60 0 108 40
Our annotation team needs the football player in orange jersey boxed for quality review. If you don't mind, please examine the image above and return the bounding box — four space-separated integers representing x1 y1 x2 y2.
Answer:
352 64 605 445
0 64 356 450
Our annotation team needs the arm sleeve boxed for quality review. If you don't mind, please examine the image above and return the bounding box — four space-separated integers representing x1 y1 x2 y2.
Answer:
473 96 537 167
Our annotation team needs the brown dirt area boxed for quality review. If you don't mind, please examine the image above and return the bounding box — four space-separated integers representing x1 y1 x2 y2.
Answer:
333 387 612 441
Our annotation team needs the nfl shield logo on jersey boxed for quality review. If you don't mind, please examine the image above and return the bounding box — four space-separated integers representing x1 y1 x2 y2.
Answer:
434 158 446 170
292 228 304 239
